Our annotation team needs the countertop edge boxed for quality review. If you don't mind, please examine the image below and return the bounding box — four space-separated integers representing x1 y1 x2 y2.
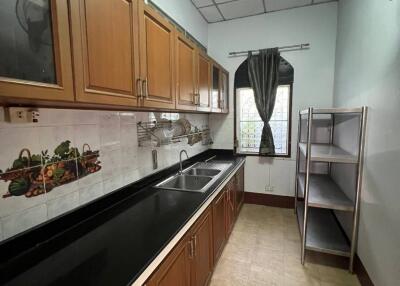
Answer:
131 159 246 286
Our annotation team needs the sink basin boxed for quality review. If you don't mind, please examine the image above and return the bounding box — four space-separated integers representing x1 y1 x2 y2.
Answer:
154 160 232 193
156 175 212 192
185 168 221 176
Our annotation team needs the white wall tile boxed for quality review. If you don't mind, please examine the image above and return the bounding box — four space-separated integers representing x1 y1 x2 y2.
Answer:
0 220 3 241
2 204 47 240
47 191 79 219
74 124 101 154
0 127 42 169
38 126 76 158
0 168 46 218
0 109 209 241
79 182 104 205
103 175 124 194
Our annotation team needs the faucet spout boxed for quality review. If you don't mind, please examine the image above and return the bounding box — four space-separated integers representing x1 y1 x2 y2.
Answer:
179 150 189 174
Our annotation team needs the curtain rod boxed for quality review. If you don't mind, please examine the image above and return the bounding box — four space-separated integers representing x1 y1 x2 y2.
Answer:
228 43 310 57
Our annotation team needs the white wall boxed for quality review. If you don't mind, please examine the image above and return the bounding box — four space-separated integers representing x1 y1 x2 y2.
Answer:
208 2 338 196
333 0 400 285
151 0 208 46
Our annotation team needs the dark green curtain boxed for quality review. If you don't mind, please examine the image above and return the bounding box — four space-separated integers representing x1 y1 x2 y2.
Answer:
248 48 280 155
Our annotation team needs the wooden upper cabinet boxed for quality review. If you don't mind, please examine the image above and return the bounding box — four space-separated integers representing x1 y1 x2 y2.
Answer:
139 4 175 109
70 0 140 106
0 0 74 102
210 64 221 112
220 70 229 113
175 34 197 111
196 53 211 112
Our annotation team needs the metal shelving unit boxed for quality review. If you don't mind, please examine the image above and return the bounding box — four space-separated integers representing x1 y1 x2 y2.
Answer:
294 106 367 272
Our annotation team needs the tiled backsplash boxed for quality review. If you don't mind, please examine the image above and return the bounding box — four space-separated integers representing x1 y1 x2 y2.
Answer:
0 108 209 241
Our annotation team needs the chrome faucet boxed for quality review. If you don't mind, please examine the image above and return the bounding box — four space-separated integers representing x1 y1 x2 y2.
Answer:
179 150 189 174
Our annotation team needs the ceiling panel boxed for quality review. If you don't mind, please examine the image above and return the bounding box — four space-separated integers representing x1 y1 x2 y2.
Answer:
218 0 265 20
265 0 312 12
192 0 214 8
214 0 235 3
191 0 337 23
199 5 224 22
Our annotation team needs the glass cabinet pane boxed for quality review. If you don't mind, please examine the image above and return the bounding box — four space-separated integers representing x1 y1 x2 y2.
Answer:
0 0 56 84
212 65 220 108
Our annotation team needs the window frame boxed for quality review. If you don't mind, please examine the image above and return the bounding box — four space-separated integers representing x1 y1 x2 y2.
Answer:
233 83 293 158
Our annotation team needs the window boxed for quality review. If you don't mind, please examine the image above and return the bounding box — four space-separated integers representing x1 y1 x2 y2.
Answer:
236 85 291 156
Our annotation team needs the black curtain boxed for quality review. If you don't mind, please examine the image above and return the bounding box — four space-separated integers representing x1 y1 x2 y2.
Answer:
247 48 280 155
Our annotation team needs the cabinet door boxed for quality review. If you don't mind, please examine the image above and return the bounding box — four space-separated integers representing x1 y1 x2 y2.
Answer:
191 208 213 286
139 4 175 109
235 166 245 214
226 180 236 236
196 53 211 112
212 190 226 262
0 0 73 101
211 64 221 112
147 236 191 286
70 0 140 106
175 34 197 111
220 70 229 113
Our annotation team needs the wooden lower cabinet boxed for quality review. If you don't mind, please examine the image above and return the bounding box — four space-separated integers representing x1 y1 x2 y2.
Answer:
235 166 245 215
146 166 244 286
191 208 214 286
212 190 226 262
225 181 236 236
146 235 191 286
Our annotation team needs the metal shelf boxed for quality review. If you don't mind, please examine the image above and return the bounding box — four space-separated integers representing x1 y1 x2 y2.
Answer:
294 106 367 272
297 174 354 211
299 143 358 163
297 202 351 257
300 107 363 115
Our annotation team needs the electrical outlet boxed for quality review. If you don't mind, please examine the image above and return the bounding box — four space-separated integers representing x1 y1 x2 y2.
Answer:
6 107 40 123
265 185 274 192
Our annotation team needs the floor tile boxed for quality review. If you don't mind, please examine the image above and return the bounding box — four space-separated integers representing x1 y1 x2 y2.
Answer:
210 204 360 286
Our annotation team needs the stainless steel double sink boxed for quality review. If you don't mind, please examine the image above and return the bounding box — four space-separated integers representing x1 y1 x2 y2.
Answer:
154 161 232 193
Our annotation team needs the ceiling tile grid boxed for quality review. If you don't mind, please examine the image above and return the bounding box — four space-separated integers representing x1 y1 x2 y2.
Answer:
191 0 337 23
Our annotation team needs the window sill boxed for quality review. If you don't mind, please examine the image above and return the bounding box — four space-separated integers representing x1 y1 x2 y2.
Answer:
235 152 292 159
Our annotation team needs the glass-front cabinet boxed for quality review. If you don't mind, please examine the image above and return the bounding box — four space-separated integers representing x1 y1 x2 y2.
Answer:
211 64 221 112
0 0 74 101
220 70 229 113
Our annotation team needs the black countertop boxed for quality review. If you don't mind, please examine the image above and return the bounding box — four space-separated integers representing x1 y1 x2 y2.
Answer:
0 150 245 286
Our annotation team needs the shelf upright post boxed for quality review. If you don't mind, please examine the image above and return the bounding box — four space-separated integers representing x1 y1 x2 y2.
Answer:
349 106 368 272
328 114 335 175
294 110 302 213
301 107 313 265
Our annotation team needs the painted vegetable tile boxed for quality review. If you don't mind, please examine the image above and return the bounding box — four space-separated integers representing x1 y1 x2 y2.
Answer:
0 141 101 199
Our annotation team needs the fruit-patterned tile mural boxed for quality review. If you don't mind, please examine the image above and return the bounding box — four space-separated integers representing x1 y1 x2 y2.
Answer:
0 108 209 241
0 141 101 199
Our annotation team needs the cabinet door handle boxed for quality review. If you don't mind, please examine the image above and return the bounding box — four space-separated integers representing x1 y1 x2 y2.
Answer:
143 78 149 99
136 78 143 99
189 239 194 259
193 235 197 256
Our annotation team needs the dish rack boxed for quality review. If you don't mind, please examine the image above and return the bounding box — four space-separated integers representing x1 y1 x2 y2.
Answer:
137 120 211 147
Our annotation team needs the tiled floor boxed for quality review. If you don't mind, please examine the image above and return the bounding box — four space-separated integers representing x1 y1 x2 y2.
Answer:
210 204 361 286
